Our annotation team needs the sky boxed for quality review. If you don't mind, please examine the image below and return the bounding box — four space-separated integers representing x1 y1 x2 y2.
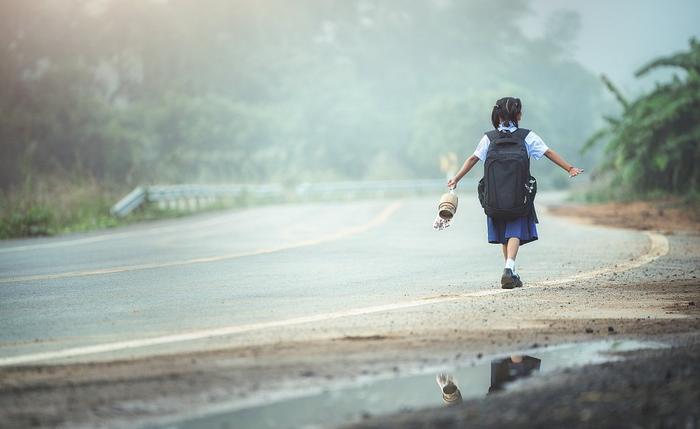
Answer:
521 0 700 96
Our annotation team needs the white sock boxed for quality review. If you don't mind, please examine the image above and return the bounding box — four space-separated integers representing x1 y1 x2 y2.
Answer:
505 258 515 271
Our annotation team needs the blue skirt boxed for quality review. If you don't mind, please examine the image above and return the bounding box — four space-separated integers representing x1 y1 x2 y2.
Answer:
487 212 538 245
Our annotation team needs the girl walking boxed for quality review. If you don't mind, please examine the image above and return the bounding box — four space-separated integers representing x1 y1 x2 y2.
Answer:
447 97 583 288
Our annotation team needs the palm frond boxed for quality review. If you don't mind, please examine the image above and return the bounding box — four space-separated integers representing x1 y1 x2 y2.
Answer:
581 128 609 153
600 74 629 110
635 37 700 77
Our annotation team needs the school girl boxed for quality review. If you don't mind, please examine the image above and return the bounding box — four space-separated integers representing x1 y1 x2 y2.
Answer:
447 97 584 288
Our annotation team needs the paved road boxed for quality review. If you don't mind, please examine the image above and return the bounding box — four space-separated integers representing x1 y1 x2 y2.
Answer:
0 195 648 363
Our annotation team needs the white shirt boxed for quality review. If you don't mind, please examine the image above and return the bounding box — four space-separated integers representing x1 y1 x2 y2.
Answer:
473 123 549 161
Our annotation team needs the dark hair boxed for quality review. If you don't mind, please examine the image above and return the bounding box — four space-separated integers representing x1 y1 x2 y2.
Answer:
491 97 522 129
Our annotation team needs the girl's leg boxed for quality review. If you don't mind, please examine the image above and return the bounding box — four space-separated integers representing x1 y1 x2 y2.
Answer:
502 237 523 289
506 237 520 260
501 244 508 261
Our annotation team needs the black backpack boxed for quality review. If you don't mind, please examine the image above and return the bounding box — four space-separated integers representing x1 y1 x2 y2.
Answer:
477 128 537 220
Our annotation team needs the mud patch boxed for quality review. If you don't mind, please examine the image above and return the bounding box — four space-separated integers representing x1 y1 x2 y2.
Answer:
340 335 389 342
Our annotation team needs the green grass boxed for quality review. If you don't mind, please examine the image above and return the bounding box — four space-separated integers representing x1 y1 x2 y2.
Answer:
0 179 217 239
0 198 246 240
0 175 309 240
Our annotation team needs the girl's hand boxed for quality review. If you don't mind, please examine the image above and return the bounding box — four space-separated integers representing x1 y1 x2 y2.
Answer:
568 167 584 178
447 177 458 189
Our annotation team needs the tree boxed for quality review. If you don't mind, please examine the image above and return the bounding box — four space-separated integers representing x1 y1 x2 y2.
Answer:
0 0 604 189
584 38 700 195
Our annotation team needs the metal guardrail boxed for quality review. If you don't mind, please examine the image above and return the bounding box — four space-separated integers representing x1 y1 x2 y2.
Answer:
294 179 448 195
110 179 450 217
147 184 284 202
109 186 147 217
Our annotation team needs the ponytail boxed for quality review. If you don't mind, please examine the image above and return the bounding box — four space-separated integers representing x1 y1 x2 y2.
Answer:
491 97 522 129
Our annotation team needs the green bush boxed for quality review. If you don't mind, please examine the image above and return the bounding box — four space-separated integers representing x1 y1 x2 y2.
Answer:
0 206 53 238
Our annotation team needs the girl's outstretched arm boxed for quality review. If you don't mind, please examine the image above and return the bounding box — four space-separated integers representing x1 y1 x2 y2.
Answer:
544 149 584 177
447 155 479 188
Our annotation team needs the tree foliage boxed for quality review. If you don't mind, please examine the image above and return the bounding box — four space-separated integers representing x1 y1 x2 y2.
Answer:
0 0 604 191
585 39 700 195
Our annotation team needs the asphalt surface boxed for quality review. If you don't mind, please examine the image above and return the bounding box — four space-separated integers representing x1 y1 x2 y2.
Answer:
0 195 648 364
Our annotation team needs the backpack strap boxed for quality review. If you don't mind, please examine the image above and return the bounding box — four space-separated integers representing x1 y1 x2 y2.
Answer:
485 128 530 142
485 130 501 143
484 128 531 160
512 128 530 140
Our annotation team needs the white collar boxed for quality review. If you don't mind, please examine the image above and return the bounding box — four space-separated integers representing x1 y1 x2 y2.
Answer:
498 121 517 132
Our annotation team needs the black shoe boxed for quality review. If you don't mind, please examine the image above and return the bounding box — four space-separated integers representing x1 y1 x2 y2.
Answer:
512 272 523 288
501 268 516 289
501 269 523 289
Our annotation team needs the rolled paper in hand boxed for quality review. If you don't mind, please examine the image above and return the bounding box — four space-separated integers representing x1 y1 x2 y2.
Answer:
438 189 458 220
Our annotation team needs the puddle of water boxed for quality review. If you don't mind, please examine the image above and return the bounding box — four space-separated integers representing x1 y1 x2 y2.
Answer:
156 339 665 429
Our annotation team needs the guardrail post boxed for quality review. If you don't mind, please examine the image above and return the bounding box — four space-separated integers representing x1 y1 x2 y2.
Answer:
110 186 147 217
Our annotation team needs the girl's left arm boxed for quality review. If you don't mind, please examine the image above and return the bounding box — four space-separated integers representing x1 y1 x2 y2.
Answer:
544 149 584 177
447 155 479 188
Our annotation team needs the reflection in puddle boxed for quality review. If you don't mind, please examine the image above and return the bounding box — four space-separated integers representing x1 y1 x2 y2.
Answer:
436 354 541 406
158 340 665 429
488 355 541 394
436 372 462 405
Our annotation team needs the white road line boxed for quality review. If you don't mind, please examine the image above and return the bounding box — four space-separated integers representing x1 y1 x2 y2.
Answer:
0 232 668 367
0 202 402 284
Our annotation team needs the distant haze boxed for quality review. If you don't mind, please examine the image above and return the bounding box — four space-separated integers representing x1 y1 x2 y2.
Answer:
522 0 700 95
2 0 699 190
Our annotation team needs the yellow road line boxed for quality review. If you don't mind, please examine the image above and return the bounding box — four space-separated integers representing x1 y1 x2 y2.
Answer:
0 232 668 366
0 202 403 284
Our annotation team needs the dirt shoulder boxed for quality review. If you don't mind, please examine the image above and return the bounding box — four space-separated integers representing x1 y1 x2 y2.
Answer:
547 199 700 234
1 201 699 429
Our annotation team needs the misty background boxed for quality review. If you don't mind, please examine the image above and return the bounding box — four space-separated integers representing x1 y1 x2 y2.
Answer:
1 0 699 235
